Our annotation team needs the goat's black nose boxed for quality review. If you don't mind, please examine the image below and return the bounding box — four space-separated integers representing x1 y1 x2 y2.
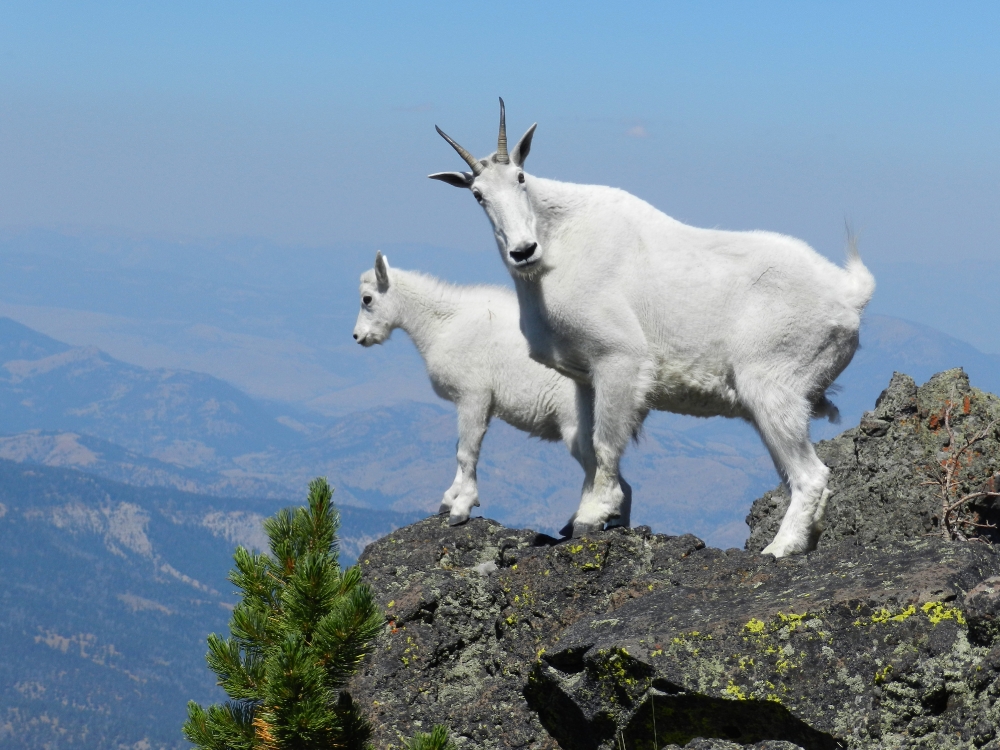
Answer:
352 333 358 340
510 242 537 263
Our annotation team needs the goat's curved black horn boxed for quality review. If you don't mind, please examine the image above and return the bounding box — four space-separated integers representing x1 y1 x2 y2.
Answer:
435 125 484 175
496 97 509 164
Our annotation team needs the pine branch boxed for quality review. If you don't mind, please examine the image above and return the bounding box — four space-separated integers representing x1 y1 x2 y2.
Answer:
407 725 458 750
280 551 341 638
301 477 340 557
312 581 383 686
258 634 340 749
186 479 377 750
265 508 299 577
183 700 256 750
230 601 275 650
230 547 281 608
205 634 264 700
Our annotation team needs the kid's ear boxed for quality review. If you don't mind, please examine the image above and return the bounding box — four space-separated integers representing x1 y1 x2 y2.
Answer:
512 123 537 167
428 171 475 188
374 251 390 290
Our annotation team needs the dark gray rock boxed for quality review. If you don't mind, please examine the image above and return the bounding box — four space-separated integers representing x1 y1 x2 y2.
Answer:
350 370 1000 749
350 516 1000 749
350 518 699 749
535 538 1000 750
747 369 1000 553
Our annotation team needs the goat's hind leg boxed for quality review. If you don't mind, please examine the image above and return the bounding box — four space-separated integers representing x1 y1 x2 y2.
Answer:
444 397 490 526
742 377 830 557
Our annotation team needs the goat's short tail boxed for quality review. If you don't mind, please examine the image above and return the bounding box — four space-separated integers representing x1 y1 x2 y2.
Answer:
843 233 876 313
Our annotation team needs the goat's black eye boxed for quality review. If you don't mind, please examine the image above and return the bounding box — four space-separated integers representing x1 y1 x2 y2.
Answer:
362 295 373 305
473 191 483 203
518 173 525 184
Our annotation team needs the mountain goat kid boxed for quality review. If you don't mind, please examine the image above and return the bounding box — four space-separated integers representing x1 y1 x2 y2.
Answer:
352 252 631 529
430 100 875 557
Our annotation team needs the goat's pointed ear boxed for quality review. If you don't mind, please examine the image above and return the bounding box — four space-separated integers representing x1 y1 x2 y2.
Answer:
374 251 390 290
428 171 474 188
512 123 537 167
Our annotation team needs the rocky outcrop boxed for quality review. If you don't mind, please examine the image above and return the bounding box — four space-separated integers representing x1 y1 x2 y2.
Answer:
350 370 1000 750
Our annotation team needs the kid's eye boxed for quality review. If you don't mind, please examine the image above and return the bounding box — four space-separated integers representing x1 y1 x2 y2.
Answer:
362 295 373 305
518 173 525 184
473 191 484 203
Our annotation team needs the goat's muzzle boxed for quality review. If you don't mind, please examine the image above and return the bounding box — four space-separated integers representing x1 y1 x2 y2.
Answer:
510 242 537 264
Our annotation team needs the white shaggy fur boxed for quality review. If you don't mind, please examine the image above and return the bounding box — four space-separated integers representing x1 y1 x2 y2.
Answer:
430 105 875 556
352 252 631 529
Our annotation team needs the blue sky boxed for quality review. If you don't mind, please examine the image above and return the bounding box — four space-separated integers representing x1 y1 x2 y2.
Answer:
2 2 998 259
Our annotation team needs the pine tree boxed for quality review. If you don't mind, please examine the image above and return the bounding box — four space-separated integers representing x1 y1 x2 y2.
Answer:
183 478 383 750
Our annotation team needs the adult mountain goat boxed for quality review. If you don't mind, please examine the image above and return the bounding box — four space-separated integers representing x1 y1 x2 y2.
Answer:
429 100 875 557
352 252 631 529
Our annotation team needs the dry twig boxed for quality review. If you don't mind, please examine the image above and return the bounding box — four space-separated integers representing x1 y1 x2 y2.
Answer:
923 392 1000 541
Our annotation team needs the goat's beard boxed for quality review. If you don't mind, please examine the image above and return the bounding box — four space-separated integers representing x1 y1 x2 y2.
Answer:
509 260 545 282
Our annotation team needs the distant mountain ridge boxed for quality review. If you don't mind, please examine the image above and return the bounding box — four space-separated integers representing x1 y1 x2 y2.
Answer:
0 317 300 462
0 315 70 361
0 429 289 497
1 313 999 542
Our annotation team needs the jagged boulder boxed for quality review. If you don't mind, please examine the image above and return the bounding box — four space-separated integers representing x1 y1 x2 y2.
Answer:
349 518 707 749
350 370 1000 750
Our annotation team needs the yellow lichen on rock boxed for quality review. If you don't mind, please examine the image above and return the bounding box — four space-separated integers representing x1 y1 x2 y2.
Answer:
921 601 966 625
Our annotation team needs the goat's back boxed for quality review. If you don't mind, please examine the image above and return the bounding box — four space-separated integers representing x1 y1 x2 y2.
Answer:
406 280 575 438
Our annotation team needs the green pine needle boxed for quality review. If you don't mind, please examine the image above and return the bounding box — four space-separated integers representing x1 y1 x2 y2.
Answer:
183 478 380 750
406 725 458 750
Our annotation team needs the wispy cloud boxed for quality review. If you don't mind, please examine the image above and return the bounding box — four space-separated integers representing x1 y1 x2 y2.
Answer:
626 125 649 138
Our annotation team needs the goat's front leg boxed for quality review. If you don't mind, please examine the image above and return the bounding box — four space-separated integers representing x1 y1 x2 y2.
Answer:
570 358 650 537
559 382 633 536
606 476 632 528
443 396 490 526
